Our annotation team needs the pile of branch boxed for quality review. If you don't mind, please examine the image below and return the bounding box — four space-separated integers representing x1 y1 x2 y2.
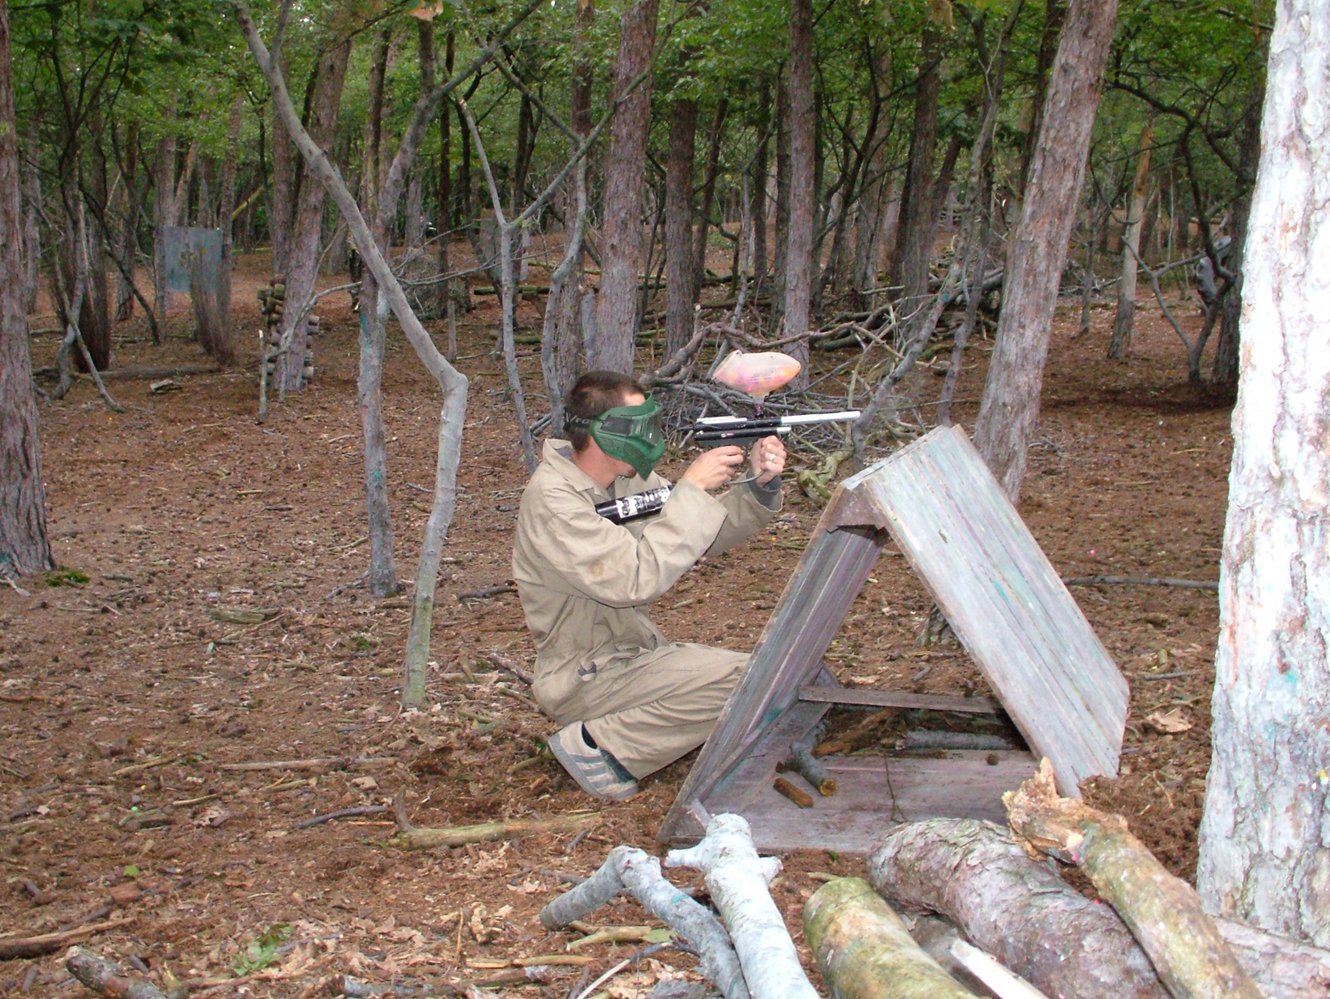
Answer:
542 762 1330 998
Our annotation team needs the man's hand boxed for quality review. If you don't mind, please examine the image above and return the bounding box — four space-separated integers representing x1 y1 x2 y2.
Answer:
749 434 787 486
680 446 747 491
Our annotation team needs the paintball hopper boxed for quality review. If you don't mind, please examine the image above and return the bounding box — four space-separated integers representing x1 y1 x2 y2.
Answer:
712 350 802 401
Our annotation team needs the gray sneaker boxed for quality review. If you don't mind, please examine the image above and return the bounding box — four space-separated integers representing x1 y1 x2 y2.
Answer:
547 723 640 801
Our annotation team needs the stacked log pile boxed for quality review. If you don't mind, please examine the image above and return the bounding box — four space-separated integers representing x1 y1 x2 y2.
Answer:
541 760 1330 998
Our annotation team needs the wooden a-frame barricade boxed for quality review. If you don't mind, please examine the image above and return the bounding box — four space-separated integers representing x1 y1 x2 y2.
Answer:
657 424 1129 855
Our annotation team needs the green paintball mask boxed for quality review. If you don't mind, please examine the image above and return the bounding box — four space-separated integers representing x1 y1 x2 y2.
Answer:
589 396 666 478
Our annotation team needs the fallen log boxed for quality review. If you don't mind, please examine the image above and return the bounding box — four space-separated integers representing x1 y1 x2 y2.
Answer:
385 811 598 850
1004 760 1263 999
64 947 168 998
867 818 1170 998
666 814 818 999
803 877 976 998
0 916 134 960
540 844 748 999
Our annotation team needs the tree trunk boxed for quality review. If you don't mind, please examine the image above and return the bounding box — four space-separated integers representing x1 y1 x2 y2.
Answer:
543 0 593 431
851 44 892 302
664 94 698 358
972 0 1118 502
357 27 399 600
152 111 177 325
590 0 658 373
19 118 38 312
0 0 52 579
804 878 976 998
276 38 351 394
750 80 772 293
1211 72 1265 387
234 1 470 715
782 0 814 386
892 19 942 338
1109 121 1153 359
1196 0 1330 947
692 99 727 293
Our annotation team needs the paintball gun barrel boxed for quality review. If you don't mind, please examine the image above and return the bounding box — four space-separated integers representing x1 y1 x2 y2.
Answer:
690 409 861 447
595 408 861 524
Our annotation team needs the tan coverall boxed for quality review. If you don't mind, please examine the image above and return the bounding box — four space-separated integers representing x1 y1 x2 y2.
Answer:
512 438 781 779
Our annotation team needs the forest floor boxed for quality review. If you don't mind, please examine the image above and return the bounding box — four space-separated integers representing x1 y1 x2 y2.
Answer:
0 247 1235 997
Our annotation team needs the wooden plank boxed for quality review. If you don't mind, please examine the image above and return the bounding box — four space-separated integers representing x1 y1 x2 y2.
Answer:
691 751 1040 855
658 527 882 844
849 426 1127 791
797 686 1004 715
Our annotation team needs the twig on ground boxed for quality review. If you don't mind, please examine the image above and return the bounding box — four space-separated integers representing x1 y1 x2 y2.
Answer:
293 804 390 830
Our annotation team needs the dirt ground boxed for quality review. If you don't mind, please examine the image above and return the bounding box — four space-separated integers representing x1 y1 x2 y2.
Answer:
0 248 1233 997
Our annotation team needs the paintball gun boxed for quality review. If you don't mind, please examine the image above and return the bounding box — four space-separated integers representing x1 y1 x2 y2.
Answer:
596 409 860 524
690 410 860 448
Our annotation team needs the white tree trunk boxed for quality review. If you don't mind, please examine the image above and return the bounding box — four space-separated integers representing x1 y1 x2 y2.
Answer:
1196 0 1330 948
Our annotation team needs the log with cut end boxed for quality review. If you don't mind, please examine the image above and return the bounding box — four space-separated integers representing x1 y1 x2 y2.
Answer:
1004 760 1263 999
868 818 1171 998
803 877 977 998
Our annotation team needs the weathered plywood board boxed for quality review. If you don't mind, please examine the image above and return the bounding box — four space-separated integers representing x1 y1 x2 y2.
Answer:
704 751 1041 856
845 425 1128 792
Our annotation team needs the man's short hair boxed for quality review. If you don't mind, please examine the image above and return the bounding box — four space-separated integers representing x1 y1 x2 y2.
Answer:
566 371 646 451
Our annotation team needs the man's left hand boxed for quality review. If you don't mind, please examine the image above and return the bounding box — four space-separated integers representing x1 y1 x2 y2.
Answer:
749 435 787 486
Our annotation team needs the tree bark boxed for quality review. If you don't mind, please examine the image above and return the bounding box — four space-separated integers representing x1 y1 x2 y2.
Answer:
869 818 1170 998
1196 0 1330 947
972 0 1118 502
1006 760 1263 998
1108 121 1153 359
276 36 351 394
541 845 749 999
781 0 814 386
590 0 658 373
664 94 699 358
1211 70 1265 387
804 877 976 998
892 18 942 337
666 814 818 999
0 0 52 580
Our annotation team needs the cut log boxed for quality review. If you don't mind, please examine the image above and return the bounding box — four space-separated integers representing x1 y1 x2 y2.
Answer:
540 845 749 999
1004 760 1263 999
64 947 168 998
802 877 976 998
867 818 1170 998
385 812 598 850
666 814 819 999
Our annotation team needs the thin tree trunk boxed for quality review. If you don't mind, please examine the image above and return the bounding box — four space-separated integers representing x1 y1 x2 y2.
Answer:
692 98 728 293
892 19 943 339
1197 0 1330 946
1211 72 1265 387
1109 121 1153 359
782 0 814 386
234 0 470 714
664 94 698 358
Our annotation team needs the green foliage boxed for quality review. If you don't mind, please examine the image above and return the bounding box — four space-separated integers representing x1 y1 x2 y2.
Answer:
232 923 293 976
43 568 89 587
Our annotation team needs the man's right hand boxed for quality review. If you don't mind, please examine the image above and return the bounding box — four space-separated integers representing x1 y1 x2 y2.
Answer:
680 445 746 492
